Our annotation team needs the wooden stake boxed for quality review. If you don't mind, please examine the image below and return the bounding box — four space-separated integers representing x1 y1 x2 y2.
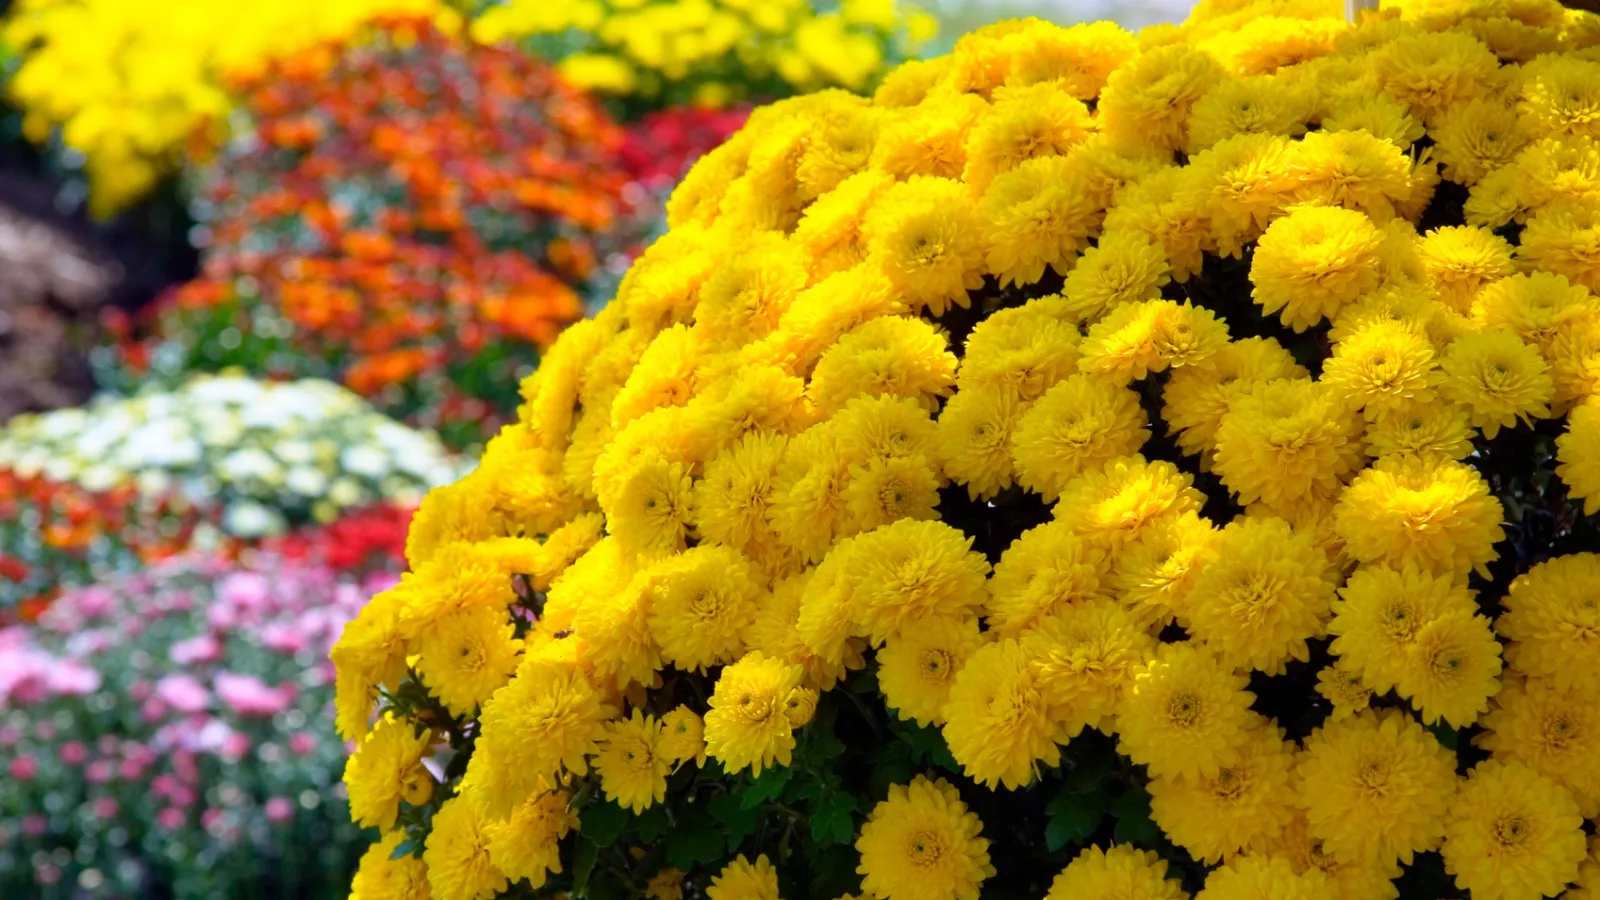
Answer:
1346 0 1379 21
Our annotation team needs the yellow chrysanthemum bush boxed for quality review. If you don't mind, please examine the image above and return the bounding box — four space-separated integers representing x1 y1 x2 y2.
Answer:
335 1 1600 898
470 0 936 112
1 0 448 215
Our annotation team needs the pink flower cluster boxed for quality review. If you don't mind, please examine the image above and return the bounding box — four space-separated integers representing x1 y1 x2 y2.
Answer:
0 549 398 895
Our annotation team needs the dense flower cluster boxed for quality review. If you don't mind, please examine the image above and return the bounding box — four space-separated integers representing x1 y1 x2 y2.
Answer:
471 0 937 110
0 0 446 215
0 550 401 897
0 469 200 623
106 20 636 447
0 374 463 539
336 1 1600 899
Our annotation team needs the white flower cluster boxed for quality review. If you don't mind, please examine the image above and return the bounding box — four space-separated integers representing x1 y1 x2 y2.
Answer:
0 374 469 537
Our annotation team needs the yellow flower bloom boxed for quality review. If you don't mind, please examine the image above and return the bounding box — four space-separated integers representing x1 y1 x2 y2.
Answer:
941 638 1061 789
1250 205 1385 331
484 789 575 889
594 710 671 812
877 614 984 726
704 651 805 776
857 776 994 900
708 854 782 900
1149 724 1298 863
1333 455 1505 577
1442 760 1587 900
1296 709 1457 867
1044 845 1186 900
344 718 434 832
1195 854 1336 900
1117 642 1256 781
351 832 430 900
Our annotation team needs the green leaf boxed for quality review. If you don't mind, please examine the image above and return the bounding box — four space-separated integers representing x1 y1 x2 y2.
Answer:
709 792 760 850
1044 787 1108 852
809 792 858 847
1427 721 1460 751
388 837 423 861
580 801 630 848
808 844 862 900
742 767 793 810
665 816 727 870
1111 787 1161 846
635 805 669 845
869 742 917 798
573 838 598 895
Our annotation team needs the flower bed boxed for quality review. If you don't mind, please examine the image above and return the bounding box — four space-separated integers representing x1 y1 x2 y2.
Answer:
0 547 403 897
101 20 639 447
471 0 937 111
333 2 1600 899
0 374 463 539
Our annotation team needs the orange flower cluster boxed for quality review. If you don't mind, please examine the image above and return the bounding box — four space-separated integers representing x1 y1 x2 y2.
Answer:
117 19 638 445
0 470 200 623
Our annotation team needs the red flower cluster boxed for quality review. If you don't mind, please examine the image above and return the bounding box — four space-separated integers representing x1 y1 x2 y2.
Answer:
260 503 411 574
113 19 638 444
619 106 751 190
0 470 200 623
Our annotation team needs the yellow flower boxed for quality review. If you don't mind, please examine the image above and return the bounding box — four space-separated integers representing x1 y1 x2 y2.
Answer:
1194 854 1336 900
1044 845 1186 900
484 789 575 889
1432 98 1527 186
1009 374 1148 501
810 316 956 414
856 776 995 900
1149 724 1298 863
1333 455 1505 577
1186 516 1336 675
344 718 434 832
981 155 1099 287
1498 552 1600 689
594 710 671 813
424 797 509 900
963 82 1093 196
647 544 764 672
659 706 707 765
415 607 522 718
646 868 685 900
704 651 805 776
1438 327 1554 437
350 832 430 900
1212 379 1364 510
956 303 1082 402
1320 322 1441 416
1053 455 1205 553
986 519 1109 638
1363 400 1475 461
941 638 1061 789
864 175 987 316
935 384 1022 500
1296 709 1457 867
1313 663 1372 723
1418 225 1516 313
1098 44 1224 152
1250 205 1384 331
847 518 991 645
1287 129 1418 224
1368 31 1501 120
1111 510 1219 629
1519 199 1600 293
1330 563 1477 693
1161 336 1306 459
1116 642 1256 781
1398 609 1503 728
473 659 615 817
1024 598 1154 735
707 854 782 900
1077 299 1230 384
1479 675 1600 817
877 615 984 726
1558 399 1600 513
1442 761 1587 900
1058 231 1172 325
